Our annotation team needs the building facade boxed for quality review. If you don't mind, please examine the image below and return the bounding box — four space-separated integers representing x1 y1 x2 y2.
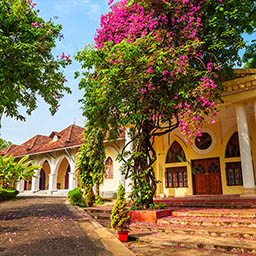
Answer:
0 125 131 197
154 69 256 197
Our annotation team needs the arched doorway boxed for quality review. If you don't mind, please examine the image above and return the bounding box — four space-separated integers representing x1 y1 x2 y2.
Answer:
57 157 70 190
24 177 32 191
38 160 51 190
39 169 46 190
65 166 70 189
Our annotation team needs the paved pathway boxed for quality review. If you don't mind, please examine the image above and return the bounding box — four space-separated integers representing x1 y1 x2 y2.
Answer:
0 197 113 256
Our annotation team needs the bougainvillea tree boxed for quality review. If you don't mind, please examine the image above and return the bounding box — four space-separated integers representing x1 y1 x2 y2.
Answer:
0 0 71 123
76 0 256 209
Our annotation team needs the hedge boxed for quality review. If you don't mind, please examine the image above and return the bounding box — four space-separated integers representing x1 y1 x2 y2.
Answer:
0 187 19 202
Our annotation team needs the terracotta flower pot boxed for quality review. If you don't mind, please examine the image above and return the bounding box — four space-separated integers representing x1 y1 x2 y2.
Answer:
118 231 129 242
88 202 93 207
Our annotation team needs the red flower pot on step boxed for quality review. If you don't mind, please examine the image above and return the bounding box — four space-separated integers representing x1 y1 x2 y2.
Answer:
118 231 129 242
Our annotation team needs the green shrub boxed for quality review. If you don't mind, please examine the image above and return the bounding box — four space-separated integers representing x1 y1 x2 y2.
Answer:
149 203 167 210
0 187 19 202
95 195 104 205
68 188 83 204
111 184 131 231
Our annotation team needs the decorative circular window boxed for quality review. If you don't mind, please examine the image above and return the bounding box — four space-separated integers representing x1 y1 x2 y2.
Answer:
192 128 216 154
195 132 212 150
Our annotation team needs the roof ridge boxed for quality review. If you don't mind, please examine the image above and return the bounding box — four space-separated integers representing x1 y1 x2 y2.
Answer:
0 144 18 155
27 135 39 151
68 124 74 141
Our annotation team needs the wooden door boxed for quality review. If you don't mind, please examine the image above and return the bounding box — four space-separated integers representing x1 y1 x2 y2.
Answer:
192 158 222 195
39 169 46 190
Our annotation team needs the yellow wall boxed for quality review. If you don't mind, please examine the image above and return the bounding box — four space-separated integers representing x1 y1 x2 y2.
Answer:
153 110 256 197
57 158 69 189
100 141 123 196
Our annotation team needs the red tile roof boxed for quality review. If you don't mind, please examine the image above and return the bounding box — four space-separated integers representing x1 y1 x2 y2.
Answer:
0 125 84 157
0 144 19 155
0 125 126 158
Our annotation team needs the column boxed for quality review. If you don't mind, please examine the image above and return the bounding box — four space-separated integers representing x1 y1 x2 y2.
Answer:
16 179 24 193
68 161 76 190
254 101 256 122
49 173 57 192
119 167 125 186
124 128 133 195
236 104 256 195
31 170 39 192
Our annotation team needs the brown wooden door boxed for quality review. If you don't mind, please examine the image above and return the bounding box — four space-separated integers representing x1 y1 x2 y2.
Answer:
65 166 70 189
39 169 46 190
192 158 222 195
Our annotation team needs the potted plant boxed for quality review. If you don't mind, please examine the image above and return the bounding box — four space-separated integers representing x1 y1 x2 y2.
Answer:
110 184 131 242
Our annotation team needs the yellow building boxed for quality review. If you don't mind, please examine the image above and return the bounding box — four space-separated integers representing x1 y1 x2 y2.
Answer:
1 125 128 197
154 69 256 197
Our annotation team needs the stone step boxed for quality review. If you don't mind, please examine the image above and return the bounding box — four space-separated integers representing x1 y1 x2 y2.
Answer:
154 199 256 209
133 232 256 255
97 219 111 228
159 216 256 228
126 244 248 256
85 211 111 220
84 207 112 214
130 222 256 240
171 208 256 218
159 202 254 209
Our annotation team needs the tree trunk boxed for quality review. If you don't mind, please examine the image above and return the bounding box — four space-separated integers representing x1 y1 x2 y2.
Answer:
131 120 157 209
96 183 100 196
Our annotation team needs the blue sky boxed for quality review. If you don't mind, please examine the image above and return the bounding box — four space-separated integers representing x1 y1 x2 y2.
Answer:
1 0 110 145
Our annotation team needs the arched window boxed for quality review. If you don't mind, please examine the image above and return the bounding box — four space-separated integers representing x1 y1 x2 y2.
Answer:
225 132 243 186
165 141 187 188
166 141 186 163
225 132 240 158
105 157 113 179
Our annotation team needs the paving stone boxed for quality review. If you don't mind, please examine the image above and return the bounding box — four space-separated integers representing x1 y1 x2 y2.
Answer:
85 200 256 255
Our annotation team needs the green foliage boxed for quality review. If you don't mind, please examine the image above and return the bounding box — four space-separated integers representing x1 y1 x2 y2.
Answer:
0 154 39 189
148 204 166 210
68 188 83 203
0 0 71 121
0 187 19 201
95 195 104 205
0 139 12 151
111 184 131 231
68 188 87 207
76 124 106 195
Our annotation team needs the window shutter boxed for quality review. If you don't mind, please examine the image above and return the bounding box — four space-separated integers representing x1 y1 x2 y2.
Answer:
165 170 168 188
